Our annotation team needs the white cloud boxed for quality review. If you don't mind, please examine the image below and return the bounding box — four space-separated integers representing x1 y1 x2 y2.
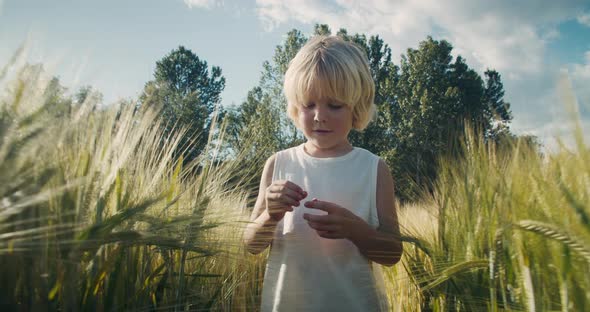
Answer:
256 0 433 55
571 51 590 79
569 51 590 109
578 12 590 27
542 28 560 41
255 0 585 76
512 62 590 152
184 0 223 9
527 119 590 153
544 70 590 152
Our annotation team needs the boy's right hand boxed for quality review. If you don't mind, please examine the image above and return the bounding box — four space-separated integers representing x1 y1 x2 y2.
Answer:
265 180 307 221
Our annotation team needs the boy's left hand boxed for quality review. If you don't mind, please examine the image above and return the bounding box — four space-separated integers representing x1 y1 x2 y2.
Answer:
303 199 371 240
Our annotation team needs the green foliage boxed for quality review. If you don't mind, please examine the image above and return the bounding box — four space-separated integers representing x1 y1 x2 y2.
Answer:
0 61 256 311
74 85 103 107
141 46 226 163
389 37 515 200
226 26 518 201
224 29 307 191
483 69 513 140
389 124 590 311
1 38 588 311
336 28 400 155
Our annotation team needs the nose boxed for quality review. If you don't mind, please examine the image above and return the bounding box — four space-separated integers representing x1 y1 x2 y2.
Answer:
313 106 326 123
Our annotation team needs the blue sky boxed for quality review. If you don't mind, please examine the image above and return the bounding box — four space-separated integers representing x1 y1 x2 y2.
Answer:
1 0 589 150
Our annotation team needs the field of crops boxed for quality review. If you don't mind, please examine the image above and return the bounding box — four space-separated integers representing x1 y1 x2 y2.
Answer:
1 62 588 311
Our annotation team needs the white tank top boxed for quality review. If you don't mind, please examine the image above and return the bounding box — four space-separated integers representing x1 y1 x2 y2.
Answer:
261 144 388 312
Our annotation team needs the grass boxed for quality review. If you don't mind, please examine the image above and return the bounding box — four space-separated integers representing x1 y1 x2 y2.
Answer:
1 57 589 311
386 122 590 311
0 60 263 311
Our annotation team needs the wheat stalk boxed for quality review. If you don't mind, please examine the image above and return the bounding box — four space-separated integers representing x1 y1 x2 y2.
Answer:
514 220 590 265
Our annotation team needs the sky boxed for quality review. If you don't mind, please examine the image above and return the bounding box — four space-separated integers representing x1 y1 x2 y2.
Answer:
1 0 589 151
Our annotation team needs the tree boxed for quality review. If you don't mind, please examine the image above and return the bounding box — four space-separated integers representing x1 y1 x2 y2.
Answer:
390 37 513 199
225 29 307 163
140 46 225 162
335 28 399 156
74 86 103 107
227 28 514 201
483 69 512 140
224 87 285 159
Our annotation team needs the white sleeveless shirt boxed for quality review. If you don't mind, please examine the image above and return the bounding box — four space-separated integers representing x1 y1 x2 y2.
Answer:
261 144 388 312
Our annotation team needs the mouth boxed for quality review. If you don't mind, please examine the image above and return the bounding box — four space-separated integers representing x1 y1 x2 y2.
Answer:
313 129 332 133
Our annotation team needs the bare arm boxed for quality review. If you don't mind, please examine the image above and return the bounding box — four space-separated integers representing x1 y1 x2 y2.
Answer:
243 154 307 254
350 159 403 266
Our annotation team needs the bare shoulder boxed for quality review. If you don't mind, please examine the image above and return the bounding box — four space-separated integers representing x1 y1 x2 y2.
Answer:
262 153 277 182
377 158 394 186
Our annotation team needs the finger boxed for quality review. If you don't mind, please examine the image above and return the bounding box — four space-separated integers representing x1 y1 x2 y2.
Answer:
267 195 300 209
268 184 306 201
303 199 339 213
303 213 337 224
267 202 293 213
307 221 339 232
267 193 299 207
271 180 306 198
283 180 306 197
267 187 302 204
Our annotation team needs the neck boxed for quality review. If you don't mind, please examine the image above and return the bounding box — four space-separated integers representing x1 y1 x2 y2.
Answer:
303 141 353 158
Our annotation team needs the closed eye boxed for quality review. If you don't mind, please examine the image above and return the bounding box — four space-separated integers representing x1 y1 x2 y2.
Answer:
328 103 343 109
303 102 316 109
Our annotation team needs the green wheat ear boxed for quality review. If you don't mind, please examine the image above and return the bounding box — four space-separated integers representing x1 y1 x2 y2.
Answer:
401 235 433 258
514 220 590 265
422 259 488 292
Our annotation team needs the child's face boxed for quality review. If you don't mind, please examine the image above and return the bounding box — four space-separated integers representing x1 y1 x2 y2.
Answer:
298 95 353 154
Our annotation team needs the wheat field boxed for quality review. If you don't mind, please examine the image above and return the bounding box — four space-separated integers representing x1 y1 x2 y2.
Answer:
1 60 588 311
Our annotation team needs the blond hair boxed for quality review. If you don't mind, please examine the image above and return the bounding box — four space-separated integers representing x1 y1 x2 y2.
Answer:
284 35 376 130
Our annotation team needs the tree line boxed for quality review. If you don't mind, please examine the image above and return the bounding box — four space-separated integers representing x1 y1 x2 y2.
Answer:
37 24 535 201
